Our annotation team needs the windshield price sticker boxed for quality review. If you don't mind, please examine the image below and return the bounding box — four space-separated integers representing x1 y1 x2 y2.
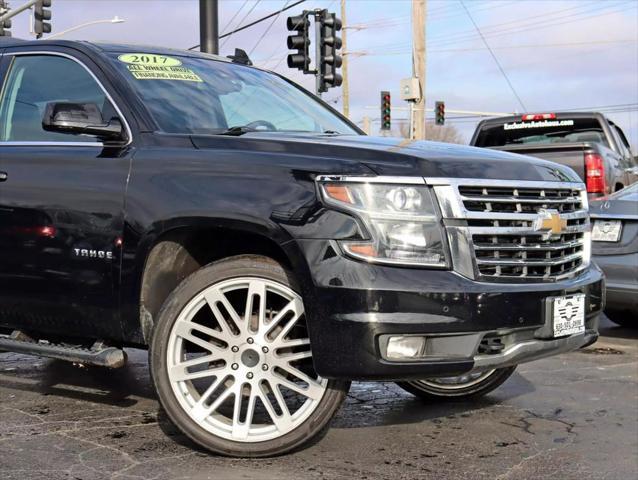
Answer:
119 54 183 66
504 119 575 130
118 54 203 82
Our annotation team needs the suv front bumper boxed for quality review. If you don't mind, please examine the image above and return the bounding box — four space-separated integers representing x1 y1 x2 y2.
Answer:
297 240 604 380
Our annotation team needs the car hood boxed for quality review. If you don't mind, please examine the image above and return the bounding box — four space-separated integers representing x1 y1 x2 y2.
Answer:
190 133 581 183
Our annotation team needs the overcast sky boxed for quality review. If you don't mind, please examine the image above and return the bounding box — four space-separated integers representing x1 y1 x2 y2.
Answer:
8 0 638 149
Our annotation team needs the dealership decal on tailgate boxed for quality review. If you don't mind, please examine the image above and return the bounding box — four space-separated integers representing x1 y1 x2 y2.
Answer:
552 294 586 337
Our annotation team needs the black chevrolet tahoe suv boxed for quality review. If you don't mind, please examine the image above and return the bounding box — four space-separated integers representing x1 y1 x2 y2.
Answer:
0 39 604 457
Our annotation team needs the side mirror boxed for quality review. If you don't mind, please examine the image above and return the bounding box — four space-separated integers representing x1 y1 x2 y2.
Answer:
42 102 125 142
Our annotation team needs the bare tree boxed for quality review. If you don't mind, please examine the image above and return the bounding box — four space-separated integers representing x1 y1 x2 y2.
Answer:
398 121 465 144
424 122 465 144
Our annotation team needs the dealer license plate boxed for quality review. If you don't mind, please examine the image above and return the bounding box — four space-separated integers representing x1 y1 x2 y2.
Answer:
592 219 622 242
552 294 586 337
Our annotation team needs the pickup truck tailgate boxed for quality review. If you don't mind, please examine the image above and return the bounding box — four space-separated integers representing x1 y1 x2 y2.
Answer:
488 143 590 179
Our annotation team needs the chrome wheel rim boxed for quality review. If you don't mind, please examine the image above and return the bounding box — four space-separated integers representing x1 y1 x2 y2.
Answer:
167 277 327 443
415 369 497 391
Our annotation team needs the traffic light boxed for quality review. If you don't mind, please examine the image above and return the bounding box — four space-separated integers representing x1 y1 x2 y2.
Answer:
381 91 391 130
34 0 52 38
318 10 342 93
0 1 11 37
435 101 445 126
286 11 310 72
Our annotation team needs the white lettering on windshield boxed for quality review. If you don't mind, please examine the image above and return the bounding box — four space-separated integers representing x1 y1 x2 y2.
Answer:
503 119 575 130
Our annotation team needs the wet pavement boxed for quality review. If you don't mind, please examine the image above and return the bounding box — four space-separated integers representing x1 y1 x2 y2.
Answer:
1 315 636 480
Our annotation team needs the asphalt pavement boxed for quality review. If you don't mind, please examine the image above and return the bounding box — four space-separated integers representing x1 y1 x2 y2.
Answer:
1 315 636 480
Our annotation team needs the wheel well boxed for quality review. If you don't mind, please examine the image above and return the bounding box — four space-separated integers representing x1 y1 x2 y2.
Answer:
615 182 625 192
139 228 292 342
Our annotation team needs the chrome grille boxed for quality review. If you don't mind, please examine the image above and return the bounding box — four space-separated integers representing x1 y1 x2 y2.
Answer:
458 185 583 214
430 178 590 282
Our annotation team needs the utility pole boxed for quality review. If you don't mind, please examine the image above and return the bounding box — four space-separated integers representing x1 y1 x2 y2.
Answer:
340 0 349 118
411 0 426 140
199 0 218 54
362 116 370 135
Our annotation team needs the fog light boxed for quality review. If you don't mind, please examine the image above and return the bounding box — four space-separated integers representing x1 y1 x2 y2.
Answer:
386 336 426 360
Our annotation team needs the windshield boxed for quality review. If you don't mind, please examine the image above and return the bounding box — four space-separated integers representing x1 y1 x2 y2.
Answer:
475 117 609 148
108 53 358 136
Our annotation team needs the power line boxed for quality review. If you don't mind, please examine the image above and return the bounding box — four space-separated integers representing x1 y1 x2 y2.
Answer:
346 1 519 31
565 103 638 111
428 1 608 42
257 36 636 66
358 105 638 126
220 0 249 35
349 2 605 47
429 2 633 46
346 0 519 32
428 0 520 22
220 0 261 49
440 105 638 124
344 39 637 58
189 0 306 51
351 2 631 51
248 0 290 56
345 1 631 53
460 0 527 112
346 15 411 30
433 38 637 53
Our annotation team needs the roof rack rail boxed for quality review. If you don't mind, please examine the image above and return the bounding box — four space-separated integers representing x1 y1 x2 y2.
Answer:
0 36 28 43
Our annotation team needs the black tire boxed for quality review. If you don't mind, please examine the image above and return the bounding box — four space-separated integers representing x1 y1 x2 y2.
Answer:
605 309 635 328
150 254 350 457
396 366 516 402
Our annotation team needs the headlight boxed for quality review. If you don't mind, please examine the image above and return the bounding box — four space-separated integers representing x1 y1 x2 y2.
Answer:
318 179 448 267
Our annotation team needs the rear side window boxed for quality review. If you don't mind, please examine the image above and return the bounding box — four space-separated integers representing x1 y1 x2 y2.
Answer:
0 55 115 142
613 124 631 149
475 117 609 149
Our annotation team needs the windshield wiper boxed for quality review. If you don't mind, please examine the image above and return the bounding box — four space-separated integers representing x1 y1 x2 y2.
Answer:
216 126 259 136
216 127 342 137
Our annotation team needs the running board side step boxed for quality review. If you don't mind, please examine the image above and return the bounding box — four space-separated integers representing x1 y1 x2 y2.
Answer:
0 332 127 368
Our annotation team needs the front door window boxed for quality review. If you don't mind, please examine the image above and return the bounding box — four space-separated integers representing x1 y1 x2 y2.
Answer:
0 55 116 142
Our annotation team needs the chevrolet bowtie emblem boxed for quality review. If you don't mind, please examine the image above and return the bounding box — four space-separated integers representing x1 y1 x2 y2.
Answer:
534 209 567 235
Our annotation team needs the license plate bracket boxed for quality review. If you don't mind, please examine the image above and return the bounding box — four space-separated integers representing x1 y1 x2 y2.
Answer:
592 219 622 242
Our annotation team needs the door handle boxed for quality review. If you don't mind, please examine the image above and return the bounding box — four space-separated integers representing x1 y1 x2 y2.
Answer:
0 172 7 182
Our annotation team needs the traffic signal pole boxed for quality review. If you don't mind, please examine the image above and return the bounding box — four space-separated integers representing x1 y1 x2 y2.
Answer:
286 9 342 98
0 0 11 36
340 0 349 118
0 0 38 25
314 10 323 97
199 0 219 54
0 0 51 38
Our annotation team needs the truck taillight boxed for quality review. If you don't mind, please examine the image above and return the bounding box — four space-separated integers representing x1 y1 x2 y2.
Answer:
522 113 556 121
585 153 606 194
